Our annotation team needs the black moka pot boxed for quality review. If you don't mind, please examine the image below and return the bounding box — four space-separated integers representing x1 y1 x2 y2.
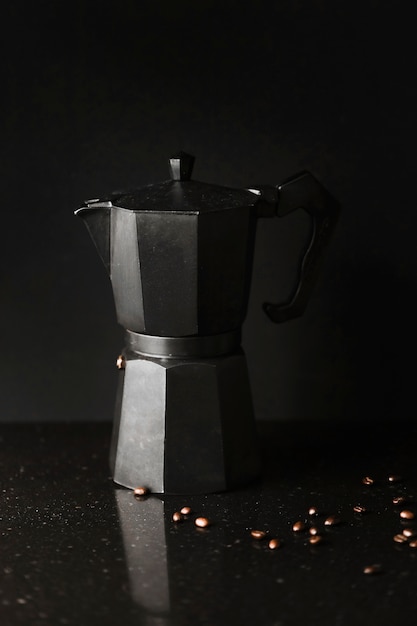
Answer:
75 152 339 494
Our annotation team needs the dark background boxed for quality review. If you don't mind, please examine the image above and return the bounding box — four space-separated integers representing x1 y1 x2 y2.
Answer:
2 0 416 424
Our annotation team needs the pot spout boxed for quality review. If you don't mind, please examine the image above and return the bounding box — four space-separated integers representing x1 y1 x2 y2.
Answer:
75 201 112 273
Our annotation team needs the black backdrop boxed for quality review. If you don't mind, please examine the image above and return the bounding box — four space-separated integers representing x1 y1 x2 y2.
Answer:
2 0 416 423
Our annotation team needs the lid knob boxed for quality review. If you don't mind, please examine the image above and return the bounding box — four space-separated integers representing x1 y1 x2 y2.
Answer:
169 151 195 181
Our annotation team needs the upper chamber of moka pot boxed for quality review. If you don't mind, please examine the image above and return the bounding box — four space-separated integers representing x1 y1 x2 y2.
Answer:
75 152 259 338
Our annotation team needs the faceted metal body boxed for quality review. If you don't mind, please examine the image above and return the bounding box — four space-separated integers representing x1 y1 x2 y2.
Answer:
81 184 258 336
109 348 260 494
75 154 340 494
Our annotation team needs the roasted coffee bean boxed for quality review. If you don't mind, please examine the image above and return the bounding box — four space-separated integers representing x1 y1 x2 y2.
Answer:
195 517 211 528
324 515 341 526
292 521 305 532
353 505 366 514
309 535 322 545
388 474 402 483
309 527 319 536
392 496 407 506
268 538 281 550
409 539 417 548
250 529 266 540
400 510 415 520
393 533 408 543
363 564 382 575
172 511 183 523
402 528 416 538
180 506 192 515
362 476 374 486
308 507 318 516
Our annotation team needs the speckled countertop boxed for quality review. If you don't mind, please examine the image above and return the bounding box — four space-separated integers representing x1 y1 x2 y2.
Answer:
1 420 417 626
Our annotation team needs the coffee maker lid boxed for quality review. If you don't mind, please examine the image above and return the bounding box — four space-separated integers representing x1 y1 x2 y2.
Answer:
83 152 258 214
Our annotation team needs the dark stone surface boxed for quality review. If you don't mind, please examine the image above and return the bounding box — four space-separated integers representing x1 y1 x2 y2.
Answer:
2 420 417 625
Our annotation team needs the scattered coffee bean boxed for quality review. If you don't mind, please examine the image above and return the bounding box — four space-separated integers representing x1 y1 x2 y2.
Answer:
400 510 415 520
268 538 281 550
402 528 416 538
353 505 366 514
363 564 382 575
195 517 211 528
308 507 318 516
388 474 402 483
393 533 408 543
250 529 267 540
409 539 417 548
309 527 319 536
133 486 149 497
180 506 192 515
309 535 322 545
172 511 183 522
362 476 374 486
324 515 341 526
292 521 305 532
393 496 407 506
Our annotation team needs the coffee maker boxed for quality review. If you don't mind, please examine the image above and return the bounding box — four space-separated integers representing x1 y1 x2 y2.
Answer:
75 152 339 494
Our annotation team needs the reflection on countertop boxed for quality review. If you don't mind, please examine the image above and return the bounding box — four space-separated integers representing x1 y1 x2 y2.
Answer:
1 420 417 626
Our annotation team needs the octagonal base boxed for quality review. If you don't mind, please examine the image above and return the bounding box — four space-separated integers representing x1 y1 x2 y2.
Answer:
109 349 261 494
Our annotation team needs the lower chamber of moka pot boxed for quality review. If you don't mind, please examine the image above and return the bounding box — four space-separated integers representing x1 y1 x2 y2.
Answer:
109 348 262 495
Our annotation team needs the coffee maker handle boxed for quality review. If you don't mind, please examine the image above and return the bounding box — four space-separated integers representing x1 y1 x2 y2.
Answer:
253 171 340 323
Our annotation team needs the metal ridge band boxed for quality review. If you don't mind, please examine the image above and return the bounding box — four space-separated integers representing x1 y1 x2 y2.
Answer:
126 329 241 358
